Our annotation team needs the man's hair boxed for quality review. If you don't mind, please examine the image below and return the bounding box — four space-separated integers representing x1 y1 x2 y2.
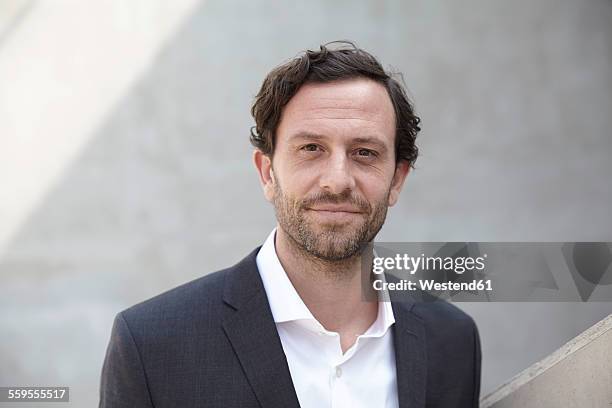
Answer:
250 41 421 166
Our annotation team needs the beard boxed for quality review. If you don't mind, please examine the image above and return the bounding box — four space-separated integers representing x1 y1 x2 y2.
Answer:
272 181 390 261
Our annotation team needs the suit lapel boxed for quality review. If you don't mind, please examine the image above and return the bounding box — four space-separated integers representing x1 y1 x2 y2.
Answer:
222 248 300 408
392 300 427 408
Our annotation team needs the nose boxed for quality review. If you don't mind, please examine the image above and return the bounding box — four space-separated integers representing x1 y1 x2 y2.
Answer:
318 152 356 195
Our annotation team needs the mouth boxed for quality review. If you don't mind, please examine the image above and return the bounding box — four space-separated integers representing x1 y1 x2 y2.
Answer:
305 207 364 222
306 205 363 213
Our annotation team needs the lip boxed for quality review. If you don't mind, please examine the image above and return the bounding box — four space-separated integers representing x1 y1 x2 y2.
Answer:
305 207 364 223
307 205 362 213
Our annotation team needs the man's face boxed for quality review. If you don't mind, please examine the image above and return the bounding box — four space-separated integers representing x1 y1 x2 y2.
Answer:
255 77 410 261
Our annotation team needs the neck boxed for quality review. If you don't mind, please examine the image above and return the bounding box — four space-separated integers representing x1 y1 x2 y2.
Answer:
274 226 378 351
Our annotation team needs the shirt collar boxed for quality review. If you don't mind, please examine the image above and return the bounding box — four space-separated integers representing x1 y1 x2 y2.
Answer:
256 228 314 323
256 228 395 337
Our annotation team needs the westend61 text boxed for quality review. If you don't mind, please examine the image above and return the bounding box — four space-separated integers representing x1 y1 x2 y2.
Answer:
373 279 493 292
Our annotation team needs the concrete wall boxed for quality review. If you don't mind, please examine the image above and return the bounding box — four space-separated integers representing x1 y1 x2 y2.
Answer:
482 314 612 407
1 1 611 406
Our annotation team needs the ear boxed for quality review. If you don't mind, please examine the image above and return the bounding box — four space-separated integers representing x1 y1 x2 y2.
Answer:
388 160 410 207
253 149 276 202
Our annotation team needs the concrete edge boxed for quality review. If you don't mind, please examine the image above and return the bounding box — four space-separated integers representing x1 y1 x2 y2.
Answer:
480 313 612 408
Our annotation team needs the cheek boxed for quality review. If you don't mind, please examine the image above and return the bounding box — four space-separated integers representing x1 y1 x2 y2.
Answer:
279 166 319 196
359 174 393 205
272 173 305 208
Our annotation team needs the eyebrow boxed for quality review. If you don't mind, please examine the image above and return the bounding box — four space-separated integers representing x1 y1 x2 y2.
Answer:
289 131 326 142
289 131 389 154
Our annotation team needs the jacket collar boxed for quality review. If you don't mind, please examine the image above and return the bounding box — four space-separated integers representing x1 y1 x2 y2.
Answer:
221 247 427 408
221 247 301 408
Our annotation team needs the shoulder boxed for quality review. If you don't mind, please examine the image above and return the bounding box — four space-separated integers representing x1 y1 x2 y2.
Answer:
115 246 262 341
120 267 229 328
411 297 477 333
402 297 479 363
391 285 478 333
108 248 263 351
392 293 479 351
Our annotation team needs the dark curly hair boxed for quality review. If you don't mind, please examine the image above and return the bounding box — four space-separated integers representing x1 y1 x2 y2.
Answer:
250 41 421 166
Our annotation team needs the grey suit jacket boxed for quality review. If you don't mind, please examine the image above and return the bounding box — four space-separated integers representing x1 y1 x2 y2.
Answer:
100 247 481 407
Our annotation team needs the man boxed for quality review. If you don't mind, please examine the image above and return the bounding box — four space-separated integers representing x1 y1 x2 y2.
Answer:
100 41 481 408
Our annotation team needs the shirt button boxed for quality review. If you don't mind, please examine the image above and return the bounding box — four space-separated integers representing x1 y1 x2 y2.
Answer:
335 366 342 378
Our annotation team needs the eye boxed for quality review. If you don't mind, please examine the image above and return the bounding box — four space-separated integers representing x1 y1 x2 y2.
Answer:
301 144 320 152
355 148 377 158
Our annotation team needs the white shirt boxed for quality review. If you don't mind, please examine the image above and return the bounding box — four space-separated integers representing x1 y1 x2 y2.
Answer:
256 229 399 408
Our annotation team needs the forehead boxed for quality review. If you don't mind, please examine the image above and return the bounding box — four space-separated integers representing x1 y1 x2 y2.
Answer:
276 77 396 144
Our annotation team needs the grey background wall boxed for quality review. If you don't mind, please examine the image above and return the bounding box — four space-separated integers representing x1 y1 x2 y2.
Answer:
1 0 611 406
